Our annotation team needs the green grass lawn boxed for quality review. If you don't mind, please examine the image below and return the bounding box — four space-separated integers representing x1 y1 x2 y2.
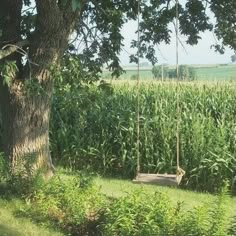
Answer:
0 173 235 235
95 176 236 217
57 170 236 216
0 199 63 236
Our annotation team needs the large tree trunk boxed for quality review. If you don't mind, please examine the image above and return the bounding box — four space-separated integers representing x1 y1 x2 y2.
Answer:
0 80 54 177
0 0 80 178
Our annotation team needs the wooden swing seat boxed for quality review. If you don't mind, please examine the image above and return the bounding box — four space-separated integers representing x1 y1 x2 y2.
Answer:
133 172 183 186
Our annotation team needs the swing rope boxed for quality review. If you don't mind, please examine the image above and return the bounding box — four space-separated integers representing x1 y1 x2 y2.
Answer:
136 0 141 175
175 0 180 174
136 0 185 178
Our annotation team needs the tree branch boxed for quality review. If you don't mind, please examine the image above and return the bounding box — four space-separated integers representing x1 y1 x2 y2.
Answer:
0 40 29 60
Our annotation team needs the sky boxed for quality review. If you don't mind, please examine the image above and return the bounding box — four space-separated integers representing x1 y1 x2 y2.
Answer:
119 10 235 66
23 1 234 66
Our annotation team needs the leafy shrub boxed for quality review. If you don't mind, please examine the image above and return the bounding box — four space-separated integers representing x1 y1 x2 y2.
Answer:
152 65 168 80
228 215 236 235
168 68 177 78
1 169 233 236
100 187 231 236
178 186 230 236
0 152 7 182
130 74 138 80
0 112 3 153
189 67 197 80
0 153 49 197
23 172 106 235
100 190 179 235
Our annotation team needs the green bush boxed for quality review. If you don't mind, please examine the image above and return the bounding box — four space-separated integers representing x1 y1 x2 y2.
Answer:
228 216 236 235
152 65 168 80
130 74 138 80
16 177 232 236
0 152 7 182
189 67 197 80
0 112 2 153
100 187 231 236
0 164 233 235
0 153 49 197
101 191 178 235
23 173 106 235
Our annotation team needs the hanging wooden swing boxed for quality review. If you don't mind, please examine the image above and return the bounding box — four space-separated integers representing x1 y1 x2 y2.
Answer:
132 0 185 186
133 168 185 186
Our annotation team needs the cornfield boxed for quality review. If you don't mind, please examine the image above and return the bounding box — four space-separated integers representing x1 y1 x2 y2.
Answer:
51 80 236 192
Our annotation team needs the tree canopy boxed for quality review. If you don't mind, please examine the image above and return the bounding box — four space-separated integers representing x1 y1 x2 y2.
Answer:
0 0 235 76
231 54 236 63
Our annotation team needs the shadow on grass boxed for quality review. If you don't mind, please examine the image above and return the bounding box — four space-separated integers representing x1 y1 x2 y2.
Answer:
0 224 22 236
0 183 18 200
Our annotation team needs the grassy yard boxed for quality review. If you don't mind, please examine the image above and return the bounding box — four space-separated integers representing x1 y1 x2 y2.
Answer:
0 173 235 235
0 199 63 236
95 177 236 217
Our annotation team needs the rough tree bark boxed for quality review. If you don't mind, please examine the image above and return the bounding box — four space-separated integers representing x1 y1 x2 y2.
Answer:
0 81 54 177
0 0 80 177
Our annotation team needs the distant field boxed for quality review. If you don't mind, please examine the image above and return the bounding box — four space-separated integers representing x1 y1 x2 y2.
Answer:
102 64 236 81
195 64 236 80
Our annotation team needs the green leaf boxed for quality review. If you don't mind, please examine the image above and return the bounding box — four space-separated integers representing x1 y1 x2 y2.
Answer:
72 0 80 11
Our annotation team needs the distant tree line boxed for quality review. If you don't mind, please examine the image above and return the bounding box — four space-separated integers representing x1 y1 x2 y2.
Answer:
152 65 197 81
231 54 236 63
